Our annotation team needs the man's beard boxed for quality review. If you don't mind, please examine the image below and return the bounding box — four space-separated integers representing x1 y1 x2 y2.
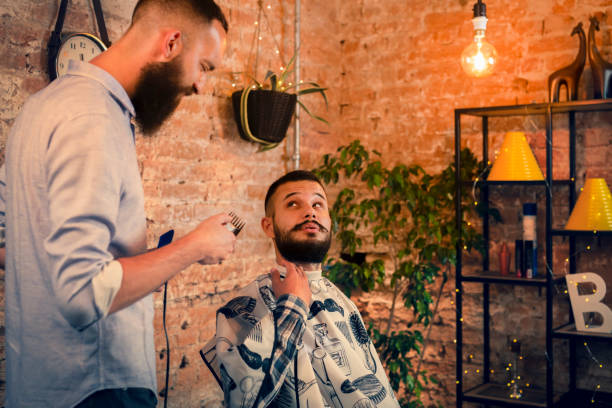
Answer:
274 220 331 264
131 58 193 135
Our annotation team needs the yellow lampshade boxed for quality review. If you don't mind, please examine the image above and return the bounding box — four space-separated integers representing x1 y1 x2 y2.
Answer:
565 178 612 231
487 132 544 181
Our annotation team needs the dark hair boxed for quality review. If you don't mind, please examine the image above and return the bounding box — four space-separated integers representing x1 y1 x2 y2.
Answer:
132 0 228 32
264 170 325 215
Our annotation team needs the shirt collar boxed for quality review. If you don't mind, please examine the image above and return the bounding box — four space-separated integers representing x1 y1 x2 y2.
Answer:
305 269 322 281
66 60 135 118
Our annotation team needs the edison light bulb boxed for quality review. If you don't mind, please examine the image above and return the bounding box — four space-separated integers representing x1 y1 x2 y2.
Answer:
461 2 497 78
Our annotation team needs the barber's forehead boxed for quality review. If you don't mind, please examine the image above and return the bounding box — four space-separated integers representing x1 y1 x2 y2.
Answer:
274 180 327 201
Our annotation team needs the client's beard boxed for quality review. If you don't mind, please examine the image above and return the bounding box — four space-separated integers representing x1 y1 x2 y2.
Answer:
274 221 331 264
131 58 193 135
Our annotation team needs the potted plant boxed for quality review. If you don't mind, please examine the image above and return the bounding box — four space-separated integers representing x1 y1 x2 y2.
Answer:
312 140 497 405
232 54 328 151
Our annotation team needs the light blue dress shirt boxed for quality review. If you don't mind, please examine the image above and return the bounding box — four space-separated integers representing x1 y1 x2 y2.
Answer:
2 61 156 407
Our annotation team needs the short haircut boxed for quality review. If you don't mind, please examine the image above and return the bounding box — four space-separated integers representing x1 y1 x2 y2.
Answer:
132 0 228 32
264 170 326 216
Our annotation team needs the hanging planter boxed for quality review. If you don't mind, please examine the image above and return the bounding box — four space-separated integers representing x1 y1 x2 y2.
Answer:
230 0 328 151
231 88 297 149
231 55 328 151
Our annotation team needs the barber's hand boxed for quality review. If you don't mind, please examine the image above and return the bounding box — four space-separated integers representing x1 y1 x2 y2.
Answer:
186 213 236 265
270 260 311 306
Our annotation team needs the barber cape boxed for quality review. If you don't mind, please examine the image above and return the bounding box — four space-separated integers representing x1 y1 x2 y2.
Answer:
201 270 400 408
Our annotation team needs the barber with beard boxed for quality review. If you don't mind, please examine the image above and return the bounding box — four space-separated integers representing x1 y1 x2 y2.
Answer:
203 170 399 408
0 1 233 407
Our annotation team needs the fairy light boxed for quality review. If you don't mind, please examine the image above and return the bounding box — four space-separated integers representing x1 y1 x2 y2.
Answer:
561 249 611 401
453 206 608 401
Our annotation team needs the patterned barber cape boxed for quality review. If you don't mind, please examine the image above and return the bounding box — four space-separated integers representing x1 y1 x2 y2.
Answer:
201 269 400 408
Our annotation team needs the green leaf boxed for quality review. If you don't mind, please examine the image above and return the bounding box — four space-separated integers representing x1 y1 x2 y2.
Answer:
296 100 329 124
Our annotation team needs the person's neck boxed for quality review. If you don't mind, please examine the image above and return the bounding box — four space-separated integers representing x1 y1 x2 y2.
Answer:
89 29 153 97
275 253 321 271
293 262 322 271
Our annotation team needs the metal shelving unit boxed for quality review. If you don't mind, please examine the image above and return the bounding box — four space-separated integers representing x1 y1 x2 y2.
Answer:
454 99 612 408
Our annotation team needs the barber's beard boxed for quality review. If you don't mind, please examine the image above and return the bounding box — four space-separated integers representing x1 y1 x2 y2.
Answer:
273 221 331 264
131 58 194 135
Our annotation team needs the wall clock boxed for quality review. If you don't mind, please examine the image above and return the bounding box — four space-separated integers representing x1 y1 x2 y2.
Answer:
47 0 111 80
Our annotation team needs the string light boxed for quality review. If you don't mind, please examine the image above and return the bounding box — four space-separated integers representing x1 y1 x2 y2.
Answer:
455 159 608 402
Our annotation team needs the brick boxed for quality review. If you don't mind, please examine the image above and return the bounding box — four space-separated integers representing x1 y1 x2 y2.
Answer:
2 0 611 406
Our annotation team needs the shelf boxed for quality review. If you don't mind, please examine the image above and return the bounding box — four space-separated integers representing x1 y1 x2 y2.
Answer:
463 382 561 407
553 323 612 341
456 99 610 408
461 271 564 286
456 99 612 117
480 180 572 186
558 388 612 408
551 229 612 237
551 99 612 114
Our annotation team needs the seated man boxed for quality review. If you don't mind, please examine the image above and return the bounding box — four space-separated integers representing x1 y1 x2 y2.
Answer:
201 170 399 407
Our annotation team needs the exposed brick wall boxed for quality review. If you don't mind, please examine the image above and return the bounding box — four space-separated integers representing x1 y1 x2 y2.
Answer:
334 2 611 407
0 0 610 407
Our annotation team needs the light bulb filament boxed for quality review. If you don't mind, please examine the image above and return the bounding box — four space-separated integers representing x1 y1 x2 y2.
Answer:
461 16 497 77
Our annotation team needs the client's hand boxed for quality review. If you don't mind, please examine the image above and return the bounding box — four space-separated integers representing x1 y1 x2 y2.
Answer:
270 260 312 306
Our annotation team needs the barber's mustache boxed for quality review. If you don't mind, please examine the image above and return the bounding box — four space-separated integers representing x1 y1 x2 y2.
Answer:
292 220 329 233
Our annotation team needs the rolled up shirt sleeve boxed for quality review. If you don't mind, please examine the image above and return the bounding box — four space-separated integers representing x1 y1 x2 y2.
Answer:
92 260 123 317
44 113 124 330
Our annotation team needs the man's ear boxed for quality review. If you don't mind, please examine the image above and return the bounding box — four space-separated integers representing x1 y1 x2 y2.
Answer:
159 30 183 61
261 216 275 239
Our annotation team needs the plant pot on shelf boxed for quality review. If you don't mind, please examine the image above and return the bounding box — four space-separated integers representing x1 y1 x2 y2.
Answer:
231 89 297 148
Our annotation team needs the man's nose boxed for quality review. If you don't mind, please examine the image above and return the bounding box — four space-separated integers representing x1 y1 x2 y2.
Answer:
193 74 207 95
304 209 317 219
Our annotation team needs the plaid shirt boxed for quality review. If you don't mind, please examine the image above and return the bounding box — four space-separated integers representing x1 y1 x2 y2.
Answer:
256 294 307 407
